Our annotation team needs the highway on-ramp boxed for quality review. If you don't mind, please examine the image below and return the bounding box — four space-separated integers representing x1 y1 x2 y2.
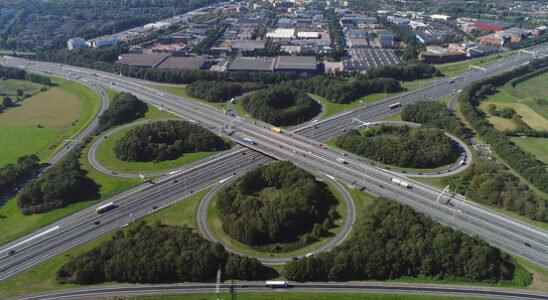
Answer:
1 46 548 284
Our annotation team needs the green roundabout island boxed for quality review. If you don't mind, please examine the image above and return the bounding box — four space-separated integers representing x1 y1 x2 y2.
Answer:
334 124 463 172
93 119 231 176
205 161 351 259
240 86 321 126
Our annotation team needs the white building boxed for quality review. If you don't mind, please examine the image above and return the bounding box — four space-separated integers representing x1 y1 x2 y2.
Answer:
67 38 89 50
266 28 296 39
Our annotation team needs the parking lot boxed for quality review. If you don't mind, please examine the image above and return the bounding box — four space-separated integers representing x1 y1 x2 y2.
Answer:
344 48 401 72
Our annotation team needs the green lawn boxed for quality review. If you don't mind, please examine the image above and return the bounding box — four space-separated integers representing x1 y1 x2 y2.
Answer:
0 78 101 166
309 93 390 120
208 182 350 259
95 121 220 174
0 141 140 246
0 190 209 299
0 79 44 96
511 137 548 165
109 293 473 300
153 84 226 110
436 51 515 78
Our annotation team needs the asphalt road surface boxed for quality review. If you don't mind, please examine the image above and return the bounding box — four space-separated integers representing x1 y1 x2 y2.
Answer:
1 46 548 283
15 282 548 300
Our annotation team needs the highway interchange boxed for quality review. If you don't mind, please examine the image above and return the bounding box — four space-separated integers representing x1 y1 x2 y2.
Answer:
2 46 548 299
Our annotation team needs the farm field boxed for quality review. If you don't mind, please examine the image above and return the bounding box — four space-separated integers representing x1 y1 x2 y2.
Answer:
0 78 101 166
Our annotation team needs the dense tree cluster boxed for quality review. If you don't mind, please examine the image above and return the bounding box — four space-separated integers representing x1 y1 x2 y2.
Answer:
401 102 465 136
288 77 402 104
458 56 548 193
216 161 338 248
241 86 321 126
97 92 148 132
324 9 346 60
0 155 41 197
57 222 275 284
0 66 52 85
115 120 229 162
17 146 99 214
335 126 459 168
362 63 441 81
284 200 519 283
187 81 263 102
446 161 548 222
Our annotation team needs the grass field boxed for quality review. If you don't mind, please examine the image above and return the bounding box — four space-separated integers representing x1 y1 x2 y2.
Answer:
0 78 101 166
0 79 44 96
103 293 473 300
95 121 220 174
153 84 226 110
511 137 548 165
0 190 209 299
436 51 515 78
0 140 140 246
208 182 349 258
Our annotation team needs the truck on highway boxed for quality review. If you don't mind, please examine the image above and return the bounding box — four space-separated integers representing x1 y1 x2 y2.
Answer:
265 281 289 288
242 137 256 145
271 127 282 133
96 202 117 214
336 157 347 164
389 102 401 109
391 178 411 188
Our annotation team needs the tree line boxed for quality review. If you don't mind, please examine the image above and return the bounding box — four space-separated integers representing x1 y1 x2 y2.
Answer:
0 155 41 197
283 199 521 283
361 63 441 81
445 160 548 222
115 120 229 162
335 125 460 169
287 76 402 104
17 146 99 215
241 86 321 126
0 65 52 85
458 56 548 194
187 81 264 103
57 222 276 284
97 92 148 132
401 102 466 137
216 161 338 250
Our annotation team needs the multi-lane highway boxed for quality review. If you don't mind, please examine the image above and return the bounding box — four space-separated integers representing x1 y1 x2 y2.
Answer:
1 46 548 284
15 282 548 300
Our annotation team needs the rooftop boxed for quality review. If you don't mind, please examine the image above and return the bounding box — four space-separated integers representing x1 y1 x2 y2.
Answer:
228 57 275 72
116 53 170 67
274 56 317 71
157 56 207 70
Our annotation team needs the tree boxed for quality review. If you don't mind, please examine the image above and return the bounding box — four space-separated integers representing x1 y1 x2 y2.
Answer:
2 96 14 107
97 92 148 132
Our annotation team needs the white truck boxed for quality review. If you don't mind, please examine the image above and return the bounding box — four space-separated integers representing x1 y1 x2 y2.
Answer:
391 178 411 188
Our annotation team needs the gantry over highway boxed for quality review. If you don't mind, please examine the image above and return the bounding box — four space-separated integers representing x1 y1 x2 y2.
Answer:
2 46 548 281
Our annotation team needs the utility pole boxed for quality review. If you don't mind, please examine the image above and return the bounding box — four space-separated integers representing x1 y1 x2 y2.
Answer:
216 268 222 300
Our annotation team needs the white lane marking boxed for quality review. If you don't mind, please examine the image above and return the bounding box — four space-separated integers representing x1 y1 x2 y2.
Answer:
0 225 60 254
219 176 233 184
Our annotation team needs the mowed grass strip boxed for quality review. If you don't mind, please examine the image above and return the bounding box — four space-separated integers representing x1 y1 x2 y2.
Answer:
0 190 208 299
0 79 44 96
0 141 140 246
100 293 473 300
511 137 548 165
0 79 101 166
479 101 548 131
96 123 218 174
